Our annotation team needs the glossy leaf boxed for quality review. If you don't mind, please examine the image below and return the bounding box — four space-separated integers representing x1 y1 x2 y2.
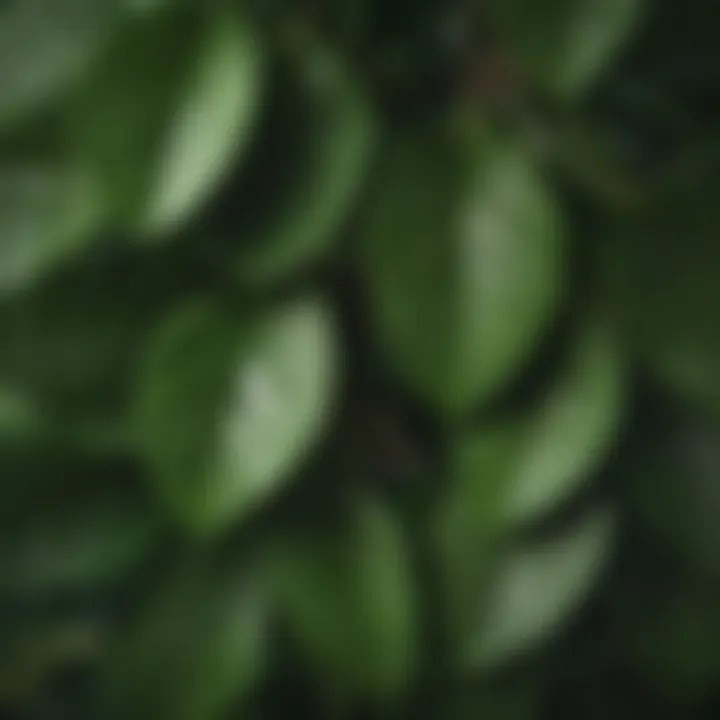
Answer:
359 127 565 416
268 493 417 700
141 12 265 236
445 317 625 538
235 43 377 286
102 558 268 719
502 321 625 524
458 507 615 670
486 0 644 98
135 295 338 535
67 6 264 239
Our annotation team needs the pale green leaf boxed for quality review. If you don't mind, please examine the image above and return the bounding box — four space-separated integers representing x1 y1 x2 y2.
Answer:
67 6 264 240
135 295 338 535
460 507 615 670
444 318 625 541
140 13 265 236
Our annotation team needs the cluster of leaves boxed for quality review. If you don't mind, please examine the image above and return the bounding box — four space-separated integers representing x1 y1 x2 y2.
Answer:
0 0 719 717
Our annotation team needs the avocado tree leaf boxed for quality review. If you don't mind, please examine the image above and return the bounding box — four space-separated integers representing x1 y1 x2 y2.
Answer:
486 0 644 98
359 127 565 417
459 507 615 671
235 43 377 286
0 488 163 599
268 492 417 701
134 294 339 536
0 0 119 128
66 5 264 240
102 557 269 719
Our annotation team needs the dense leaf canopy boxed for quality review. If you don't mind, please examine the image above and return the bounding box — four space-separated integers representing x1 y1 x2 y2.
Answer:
0 0 718 717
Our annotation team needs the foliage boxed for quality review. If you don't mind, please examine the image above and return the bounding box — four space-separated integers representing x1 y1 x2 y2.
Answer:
0 0 718 717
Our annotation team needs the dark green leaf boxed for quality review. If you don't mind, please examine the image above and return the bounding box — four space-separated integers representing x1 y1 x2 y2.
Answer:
102 557 268 719
0 0 119 128
603 170 720 413
359 126 565 416
0 488 163 599
0 253 187 445
235 43 377 286
0 159 106 295
268 492 417 701
486 0 644 98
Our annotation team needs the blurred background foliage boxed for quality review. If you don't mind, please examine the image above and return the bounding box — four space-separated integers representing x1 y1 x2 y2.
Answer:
0 0 719 717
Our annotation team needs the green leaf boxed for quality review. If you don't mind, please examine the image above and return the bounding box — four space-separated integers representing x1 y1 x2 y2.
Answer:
67 5 264 239
444 317 625 538
0 253 187 441
140 10 265 236
359 126 565 416
102 557 268 719
235 43 377 286
457 507 615 671
0 1 118 128
0 158 106 295
624 404 720 577
268 493 417 701
0 488 163 599
486 0 644 98
602 173 720 413
135 295 339 535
